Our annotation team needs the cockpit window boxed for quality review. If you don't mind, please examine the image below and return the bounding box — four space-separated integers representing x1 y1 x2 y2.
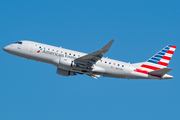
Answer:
17 42 22 44
14 41 22 44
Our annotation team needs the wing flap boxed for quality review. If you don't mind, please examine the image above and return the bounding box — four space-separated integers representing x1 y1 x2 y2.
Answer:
86 74 100 79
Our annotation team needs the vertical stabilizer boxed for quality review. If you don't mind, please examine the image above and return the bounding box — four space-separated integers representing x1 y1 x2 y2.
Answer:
140 45 176 72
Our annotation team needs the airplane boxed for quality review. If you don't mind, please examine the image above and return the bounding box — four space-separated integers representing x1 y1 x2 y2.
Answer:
3 40 176 79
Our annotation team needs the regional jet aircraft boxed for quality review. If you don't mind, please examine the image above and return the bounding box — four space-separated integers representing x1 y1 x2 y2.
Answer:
3 40 176 79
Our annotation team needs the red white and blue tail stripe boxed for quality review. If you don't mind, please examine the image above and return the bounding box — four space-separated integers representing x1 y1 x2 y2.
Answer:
134 45 176 77
146 45 176 68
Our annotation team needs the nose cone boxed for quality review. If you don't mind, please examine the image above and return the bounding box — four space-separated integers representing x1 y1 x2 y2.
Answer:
3 45 10 52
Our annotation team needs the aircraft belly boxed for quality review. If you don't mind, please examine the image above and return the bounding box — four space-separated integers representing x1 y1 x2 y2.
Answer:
128 71 160 79
104 68 127 78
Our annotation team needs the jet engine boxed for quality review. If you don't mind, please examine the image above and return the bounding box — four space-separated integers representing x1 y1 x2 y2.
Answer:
58 58 76 69
56 68 76 76
51 58 76 69
59 58 73 66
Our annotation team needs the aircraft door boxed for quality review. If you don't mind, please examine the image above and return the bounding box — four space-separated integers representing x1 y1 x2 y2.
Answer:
126 63 134 78
126 63 134 74
124 63 130 75
29 43 34 52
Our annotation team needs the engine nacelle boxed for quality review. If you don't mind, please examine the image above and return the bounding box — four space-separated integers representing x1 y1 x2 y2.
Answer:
51 58 76 68
92 65 105 73
56 68 76 76
59 58 76 68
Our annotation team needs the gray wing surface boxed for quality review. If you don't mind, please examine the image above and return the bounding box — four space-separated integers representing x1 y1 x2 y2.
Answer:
74 40 114 66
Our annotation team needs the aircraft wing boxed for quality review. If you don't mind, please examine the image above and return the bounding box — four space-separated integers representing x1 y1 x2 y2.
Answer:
74 40 114 66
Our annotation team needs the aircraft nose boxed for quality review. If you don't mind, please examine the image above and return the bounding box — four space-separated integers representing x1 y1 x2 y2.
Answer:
3 45 10 52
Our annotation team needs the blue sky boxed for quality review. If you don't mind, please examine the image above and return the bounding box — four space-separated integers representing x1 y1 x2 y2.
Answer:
1 0 180 119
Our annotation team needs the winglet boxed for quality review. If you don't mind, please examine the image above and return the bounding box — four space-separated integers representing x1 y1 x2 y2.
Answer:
148 68 172 76
74 39 114 66
101 39 114 52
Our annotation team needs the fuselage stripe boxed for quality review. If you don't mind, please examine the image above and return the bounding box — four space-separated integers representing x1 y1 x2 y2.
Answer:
157 61 168 66
158 52 166 55
166 50 174 54
154 55 163 58
134 69 148 74
141 64 160 70
171 45 177 48
151 57 161 61
165 47 170 50
147 60 159 64
162 56 171 60
134 69 161 78
161 50 168 52
149 74 161 78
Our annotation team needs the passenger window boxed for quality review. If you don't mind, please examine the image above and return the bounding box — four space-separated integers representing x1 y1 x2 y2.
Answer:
44 47 46 49
56 50 58 52
74 54 76 56
39 46 41 48
52 49 54 51
48 48 50 50
122 65 124 67
100 60 102 62
78 55 80 57
61 51 63 53
118 64 120 66
69 53 71 55
65 52 67 54
105 61 107 63
114 63 115 65
109 62 111 64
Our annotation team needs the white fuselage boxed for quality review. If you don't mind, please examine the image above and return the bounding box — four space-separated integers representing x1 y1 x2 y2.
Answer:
3 40 173 79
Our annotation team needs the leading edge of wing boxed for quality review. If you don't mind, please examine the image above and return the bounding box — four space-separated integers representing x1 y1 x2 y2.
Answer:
74 39 114 64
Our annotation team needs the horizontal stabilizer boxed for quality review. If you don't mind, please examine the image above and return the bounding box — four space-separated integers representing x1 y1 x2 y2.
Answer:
148 68 172 76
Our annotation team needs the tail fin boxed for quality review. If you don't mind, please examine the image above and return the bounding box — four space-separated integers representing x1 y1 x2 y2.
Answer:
140 45 176 72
